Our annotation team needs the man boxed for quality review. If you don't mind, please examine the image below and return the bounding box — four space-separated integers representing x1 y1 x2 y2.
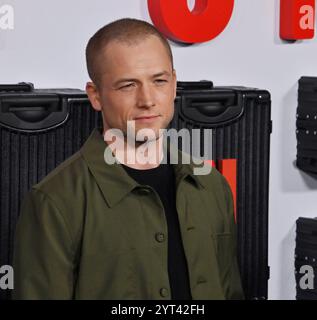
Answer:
12 18 244 300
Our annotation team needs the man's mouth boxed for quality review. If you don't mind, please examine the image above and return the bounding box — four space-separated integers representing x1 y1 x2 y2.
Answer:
134 115 160 120
133 115 160 123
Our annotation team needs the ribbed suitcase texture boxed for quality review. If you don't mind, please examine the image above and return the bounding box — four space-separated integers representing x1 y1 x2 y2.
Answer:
296 77 317 174
295 217 317 300
170 82 272 300
0 82 271 300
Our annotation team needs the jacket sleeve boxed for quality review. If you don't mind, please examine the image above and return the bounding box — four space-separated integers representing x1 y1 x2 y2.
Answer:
221 176 245 300
12 188 75 299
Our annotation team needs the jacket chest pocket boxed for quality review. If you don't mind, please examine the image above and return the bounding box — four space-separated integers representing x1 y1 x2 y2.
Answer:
211 232 234 274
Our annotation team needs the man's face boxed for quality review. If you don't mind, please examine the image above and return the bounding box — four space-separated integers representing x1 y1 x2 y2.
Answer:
86 35 177 142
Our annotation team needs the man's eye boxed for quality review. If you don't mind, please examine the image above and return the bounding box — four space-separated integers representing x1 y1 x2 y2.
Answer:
120 83 134 89
155 79 167 84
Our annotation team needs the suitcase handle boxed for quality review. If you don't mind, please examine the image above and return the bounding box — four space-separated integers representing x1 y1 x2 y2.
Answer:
0 82 34 92
180 92 242 126
0 95 69 132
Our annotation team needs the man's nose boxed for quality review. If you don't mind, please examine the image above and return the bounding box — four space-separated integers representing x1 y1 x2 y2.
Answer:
136 84 155 108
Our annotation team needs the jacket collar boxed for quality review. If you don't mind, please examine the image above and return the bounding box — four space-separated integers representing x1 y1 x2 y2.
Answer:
80 127 206 208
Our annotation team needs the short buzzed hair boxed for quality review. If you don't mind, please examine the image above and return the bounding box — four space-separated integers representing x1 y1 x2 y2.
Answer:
85 18 174 87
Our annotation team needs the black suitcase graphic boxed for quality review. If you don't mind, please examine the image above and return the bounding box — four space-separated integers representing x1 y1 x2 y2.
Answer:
0 81 271 300
0 83 101 300
171 81 272 300
295 217 317 300
296 77 317 174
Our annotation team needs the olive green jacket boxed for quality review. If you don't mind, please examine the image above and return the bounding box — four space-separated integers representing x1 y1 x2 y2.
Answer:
12 127 244 300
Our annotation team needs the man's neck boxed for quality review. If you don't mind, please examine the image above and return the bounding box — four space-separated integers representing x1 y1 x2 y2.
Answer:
102 128 165 170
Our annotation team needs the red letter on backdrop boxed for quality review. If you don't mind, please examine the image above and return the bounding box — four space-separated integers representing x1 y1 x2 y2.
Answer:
147 0 234 44
280 0 315 40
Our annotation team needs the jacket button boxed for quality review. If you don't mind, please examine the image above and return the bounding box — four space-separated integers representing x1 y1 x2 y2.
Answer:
155 232 165 243
138 187 151 195
159 287 169 298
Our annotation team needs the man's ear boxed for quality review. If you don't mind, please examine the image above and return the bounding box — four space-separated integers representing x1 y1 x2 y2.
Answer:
86 81 102 111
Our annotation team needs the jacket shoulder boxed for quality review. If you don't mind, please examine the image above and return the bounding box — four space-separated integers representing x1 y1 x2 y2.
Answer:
33 150 87 195
24 150 91 247
198 166 234 230
199 165 231 197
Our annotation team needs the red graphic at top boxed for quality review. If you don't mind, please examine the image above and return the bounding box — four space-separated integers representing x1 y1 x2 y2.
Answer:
280 0 315 40
147 0 235 44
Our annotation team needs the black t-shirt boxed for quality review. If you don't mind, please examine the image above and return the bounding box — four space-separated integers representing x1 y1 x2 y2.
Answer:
121 159 192 300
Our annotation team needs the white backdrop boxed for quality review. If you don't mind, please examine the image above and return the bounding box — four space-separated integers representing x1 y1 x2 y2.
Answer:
1 0 317 300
